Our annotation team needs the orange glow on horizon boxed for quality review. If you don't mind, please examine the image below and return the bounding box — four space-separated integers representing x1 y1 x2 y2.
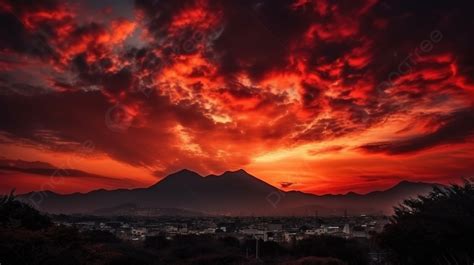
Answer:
1 0 473 195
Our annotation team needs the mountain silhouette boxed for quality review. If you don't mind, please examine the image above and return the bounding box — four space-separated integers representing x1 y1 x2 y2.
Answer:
18 169 440 216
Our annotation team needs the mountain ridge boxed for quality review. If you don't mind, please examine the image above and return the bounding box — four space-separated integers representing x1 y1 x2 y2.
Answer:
17 169 442 216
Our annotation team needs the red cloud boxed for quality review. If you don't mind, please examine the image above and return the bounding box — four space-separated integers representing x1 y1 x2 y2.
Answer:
1 0 474 194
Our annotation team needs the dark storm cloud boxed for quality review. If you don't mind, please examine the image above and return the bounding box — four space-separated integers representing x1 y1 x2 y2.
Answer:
0 158 143 186
102 67 134 94
0 13 54 58
134 0 192 34
133 0 474 99
210 0 293 80
359 108 474 155
85 0 474 138
1 0 474 180
0 90 183 162
0 0 71 59
0 91 112 150
134 0 369 80
361 0 474 85
301 82 322 110
1 164 106 179
0 86 235 174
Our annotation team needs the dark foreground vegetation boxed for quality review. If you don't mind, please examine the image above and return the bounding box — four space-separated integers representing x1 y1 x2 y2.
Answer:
1 182 473 265
379 182 474 265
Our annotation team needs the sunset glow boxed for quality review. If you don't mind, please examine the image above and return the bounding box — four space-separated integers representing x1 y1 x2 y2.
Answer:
1 0 473 195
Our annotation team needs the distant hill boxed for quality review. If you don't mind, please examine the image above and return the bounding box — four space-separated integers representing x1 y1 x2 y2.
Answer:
18 169 441 216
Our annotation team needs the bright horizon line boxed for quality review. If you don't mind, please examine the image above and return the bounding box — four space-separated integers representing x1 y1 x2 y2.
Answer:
8 167 449 197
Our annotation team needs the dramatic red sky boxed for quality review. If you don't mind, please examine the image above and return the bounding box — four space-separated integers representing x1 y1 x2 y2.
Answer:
1 0 473 195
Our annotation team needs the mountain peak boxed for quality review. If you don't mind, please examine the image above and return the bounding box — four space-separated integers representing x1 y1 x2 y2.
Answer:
153 169 201 183
222 169 252 177
393 180 425 188
177 168 199 174
345 191 360 196
398 180 416 185
384 180 439 194
232 168 248 174
167 169 202 178
150 169 202 189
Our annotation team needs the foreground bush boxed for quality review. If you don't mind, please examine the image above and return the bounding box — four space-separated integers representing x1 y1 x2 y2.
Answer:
379 182 474 265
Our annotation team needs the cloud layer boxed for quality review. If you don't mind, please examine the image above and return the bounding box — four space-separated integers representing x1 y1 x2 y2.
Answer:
1 0 473 194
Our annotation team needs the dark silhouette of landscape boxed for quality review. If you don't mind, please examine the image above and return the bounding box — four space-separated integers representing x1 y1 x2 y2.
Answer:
20 169 439 216
2 182 473 265
1 0 474 264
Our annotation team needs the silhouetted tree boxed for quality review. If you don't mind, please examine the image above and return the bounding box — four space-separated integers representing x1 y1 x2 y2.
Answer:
379 182 474 265
0 191 51 230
